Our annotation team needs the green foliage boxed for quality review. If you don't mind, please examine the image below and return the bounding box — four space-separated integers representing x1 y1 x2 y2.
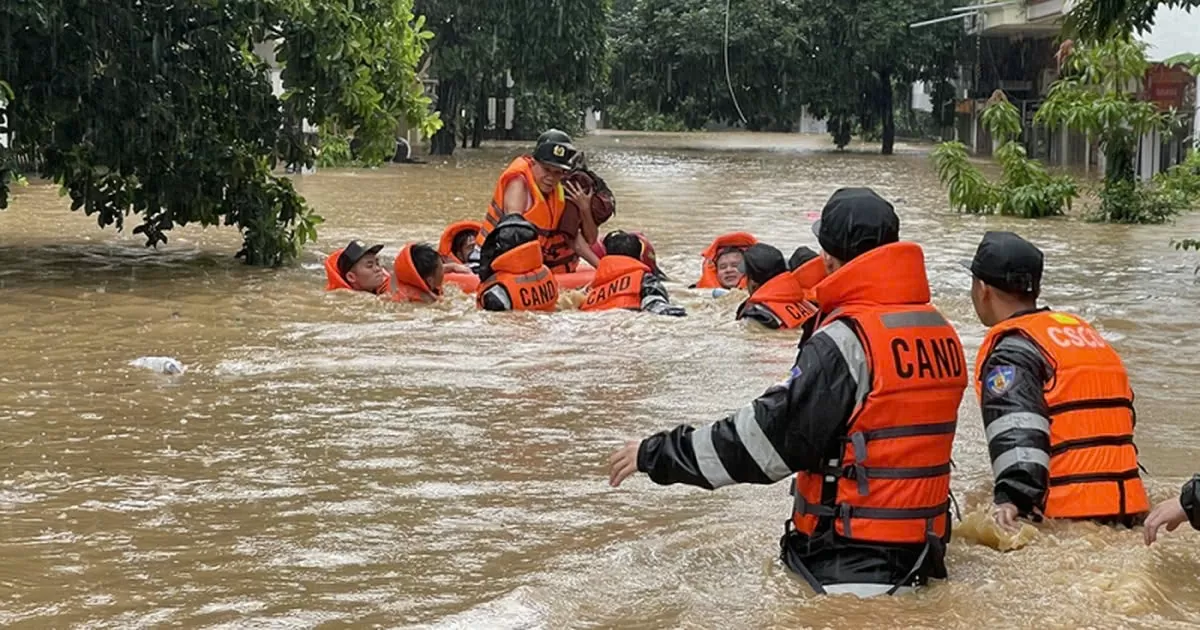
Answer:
606 101 689 132
0 0 439 265
316 128 356 168
416 0 608 154
931 141 999 213
932 97 1077 218
1066 0 1200 41
1089 151 1199 225
1163 53 1200 76
605 0 810 132
800 0 963 154
513 89 585 140
1036 39 1175 186
1036 38 1185 224
1096 178 1177 224
1155 150 1200 203
979 98 1022 144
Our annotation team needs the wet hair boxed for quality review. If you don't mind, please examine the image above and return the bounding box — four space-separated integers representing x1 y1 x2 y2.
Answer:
788 246 819 271
715 246 745 265
603 231 642 259
451 230 477 258
410 243 440 280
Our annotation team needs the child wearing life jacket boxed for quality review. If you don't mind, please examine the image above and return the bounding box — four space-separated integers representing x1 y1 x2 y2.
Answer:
736 244 821 336
392 243 444 303
324 240 391 295
582 231 686 317
476 215 559 312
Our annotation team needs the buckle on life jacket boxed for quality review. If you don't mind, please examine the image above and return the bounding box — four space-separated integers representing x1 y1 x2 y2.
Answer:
793 491 836 519
846 433 870 496
838 462 871 497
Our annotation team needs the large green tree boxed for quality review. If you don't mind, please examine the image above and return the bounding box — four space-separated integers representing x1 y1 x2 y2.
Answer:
0 0 439 265
799 0 963 154
416 0 609 155
606 0 812 131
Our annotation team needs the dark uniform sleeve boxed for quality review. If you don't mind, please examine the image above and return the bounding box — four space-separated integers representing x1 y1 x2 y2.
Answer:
636 323 860 488
640 274 686 317
737 303 783 329
1182 475 1200 530
980 333 1053 516
480 285 513 311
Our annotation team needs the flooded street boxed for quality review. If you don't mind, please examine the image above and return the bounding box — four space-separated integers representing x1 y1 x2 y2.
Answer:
2 131 1200 628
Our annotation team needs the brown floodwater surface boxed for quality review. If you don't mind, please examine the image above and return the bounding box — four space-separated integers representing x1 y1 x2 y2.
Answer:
2 131 1200 629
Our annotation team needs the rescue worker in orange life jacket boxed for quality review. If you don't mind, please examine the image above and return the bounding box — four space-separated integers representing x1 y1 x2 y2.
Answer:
582 231 685 317
736 244 820 338
965 231 1148 530
609 188 967 596
324 240 391 295
476 214 559 312
472 132 601 274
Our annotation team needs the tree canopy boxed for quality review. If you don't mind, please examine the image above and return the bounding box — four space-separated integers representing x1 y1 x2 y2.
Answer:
604 0 964 152
415 0 609 155
1066 0 1200 40
0 0 439 265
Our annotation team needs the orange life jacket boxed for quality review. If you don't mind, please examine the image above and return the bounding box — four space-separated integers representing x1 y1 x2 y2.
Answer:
693 232 757 289
740 258 825 329
477 156 576 273
438 220 483 264
446 272 481 294
476 241 559 312
581 256 648 312
391 244 439 303
324 247 391 295
792 242 966 546
974 311 1148 519
792 256 828 301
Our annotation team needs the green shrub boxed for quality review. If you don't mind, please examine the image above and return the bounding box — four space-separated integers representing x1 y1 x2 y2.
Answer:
605 101 689 132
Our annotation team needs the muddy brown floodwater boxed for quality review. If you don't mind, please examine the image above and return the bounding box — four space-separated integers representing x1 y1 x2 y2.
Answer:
2 131 1200 629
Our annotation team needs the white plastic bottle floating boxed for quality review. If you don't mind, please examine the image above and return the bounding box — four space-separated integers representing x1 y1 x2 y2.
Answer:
711 288 730 298
130 356 186 375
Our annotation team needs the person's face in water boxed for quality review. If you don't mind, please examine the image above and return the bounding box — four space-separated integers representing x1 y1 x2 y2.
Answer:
532 161 569 195
455 232 477 264
716 251 745 289
346 254 388 293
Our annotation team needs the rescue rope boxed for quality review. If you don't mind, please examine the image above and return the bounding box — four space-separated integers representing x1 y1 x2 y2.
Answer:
724 0 748 125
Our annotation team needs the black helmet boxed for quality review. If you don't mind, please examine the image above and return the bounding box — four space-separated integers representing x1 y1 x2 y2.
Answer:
532 140 580 171
478 215 539 281
741 243 788 286
536 129 574 146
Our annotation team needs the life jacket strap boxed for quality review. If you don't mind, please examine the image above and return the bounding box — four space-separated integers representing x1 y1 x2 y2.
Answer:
1047 397 1133 417
1048 468 1141 487
836 425 956 496
855 421 957 442
1049 434 1134 456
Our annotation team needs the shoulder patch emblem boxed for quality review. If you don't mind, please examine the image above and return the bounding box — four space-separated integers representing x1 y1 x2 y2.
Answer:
776 365 802 388
986 365 1016 396
1049 313 1079 325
